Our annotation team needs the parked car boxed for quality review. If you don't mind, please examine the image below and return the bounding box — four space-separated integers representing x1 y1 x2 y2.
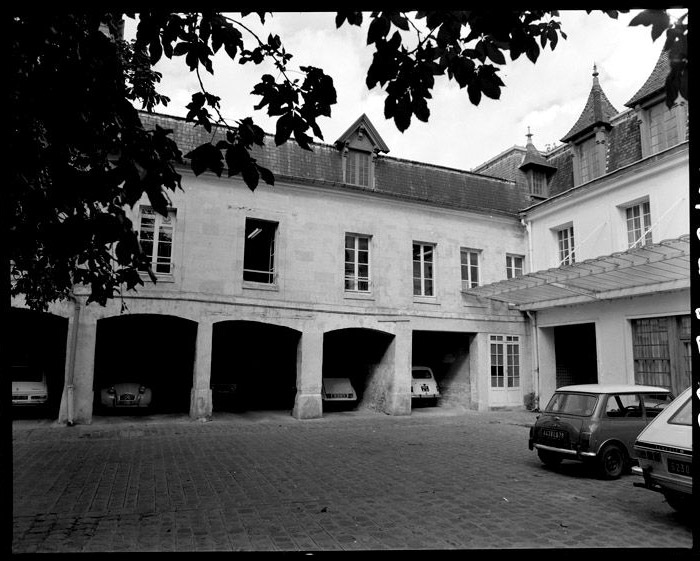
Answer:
100 382 152 408
11 365 48 406
632 387 692 514
528 384 673 479
411 366 440 401
322 378 357 401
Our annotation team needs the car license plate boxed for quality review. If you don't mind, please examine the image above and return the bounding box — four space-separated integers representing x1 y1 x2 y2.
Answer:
667 458 692 476
541 429 565 440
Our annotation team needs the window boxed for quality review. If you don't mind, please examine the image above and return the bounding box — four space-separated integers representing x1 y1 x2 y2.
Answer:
648 103 681 154
138 205 175 274
530 170 548 197
557 226 575 265
243 218 277 284
506 254 524 279
577 136 603 184
345 234 371 292
626 201 652 248
413 242 435 296
604 394 642 418
460 248 480 289
490 335 520 389
345 150 371 187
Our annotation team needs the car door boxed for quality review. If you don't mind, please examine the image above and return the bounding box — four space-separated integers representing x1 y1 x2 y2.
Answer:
598 393 646 456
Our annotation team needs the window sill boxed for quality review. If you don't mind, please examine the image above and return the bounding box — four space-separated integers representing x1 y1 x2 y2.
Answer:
413 296 439 305
139 272 175 283
344 291 374 301
242 281 279 292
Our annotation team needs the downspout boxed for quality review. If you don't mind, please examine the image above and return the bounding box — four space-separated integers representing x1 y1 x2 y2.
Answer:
525 310 540 412
66 292 81 426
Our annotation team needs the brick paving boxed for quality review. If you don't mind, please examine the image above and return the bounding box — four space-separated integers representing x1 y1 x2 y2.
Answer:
11 406 695 552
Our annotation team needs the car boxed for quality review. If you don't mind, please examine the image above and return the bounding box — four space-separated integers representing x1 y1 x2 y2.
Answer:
411 366 440 401
100 382 152 408
322 377 357 401
528 383 674 479
11 365 48 406
632 387 692 514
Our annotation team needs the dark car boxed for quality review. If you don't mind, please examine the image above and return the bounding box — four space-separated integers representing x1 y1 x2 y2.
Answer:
528 384 673 479
100 382 152 408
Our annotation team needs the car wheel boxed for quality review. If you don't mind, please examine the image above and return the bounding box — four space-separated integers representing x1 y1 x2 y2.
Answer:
537 450 562 467
663 491 691 514
597 443 625 479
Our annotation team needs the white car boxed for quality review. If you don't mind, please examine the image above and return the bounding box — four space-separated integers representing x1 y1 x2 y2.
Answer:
100 382 153 408
11 366 48 406
633 387 692 514
411 366 440 401
322 378 357 401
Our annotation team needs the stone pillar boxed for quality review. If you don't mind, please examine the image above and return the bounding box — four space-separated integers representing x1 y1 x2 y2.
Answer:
292 329 323 419
190 318 213 421
58 300 97 425
469 332 490 411
383 323 411 415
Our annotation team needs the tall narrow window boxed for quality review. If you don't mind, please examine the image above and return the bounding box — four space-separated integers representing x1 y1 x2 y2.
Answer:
346 151 371 187
243 218 277 284
557 226 575 265
490 335 520 388
345 234 371 292
506 254 524 279
530 171 547 197
413 242 435 296
648 103 680 154
626 201 652 248
460 248 480 289
138 206 175 274
578 136 602 184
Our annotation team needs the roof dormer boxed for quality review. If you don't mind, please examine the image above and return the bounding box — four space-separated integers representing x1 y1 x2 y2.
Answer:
335 114 389 189
519 128 557 200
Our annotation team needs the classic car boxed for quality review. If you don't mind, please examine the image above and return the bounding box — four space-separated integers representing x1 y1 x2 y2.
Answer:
100 382 153 408
411 366 440 401
11 365 48 406
322 377 357 401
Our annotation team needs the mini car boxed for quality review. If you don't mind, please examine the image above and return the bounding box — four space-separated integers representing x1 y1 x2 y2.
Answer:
100 382 152 408
528 383 673 479
322 378 357 401
632 387 692 514
11 365 48 406
411 366 440 401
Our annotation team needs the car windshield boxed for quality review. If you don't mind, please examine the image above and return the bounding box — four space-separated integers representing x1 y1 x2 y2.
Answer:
412 370 432 379
668 396 692 426
11 366 44 382
545 392 597 416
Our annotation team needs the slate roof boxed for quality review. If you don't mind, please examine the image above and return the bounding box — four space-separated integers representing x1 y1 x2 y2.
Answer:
518 132 557 171
139 111 530 216
624 48 670 108
560 66 619 143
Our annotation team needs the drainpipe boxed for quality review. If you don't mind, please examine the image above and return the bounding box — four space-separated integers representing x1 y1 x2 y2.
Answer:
521 218 534 274
525 310 540 411
66 292 81 426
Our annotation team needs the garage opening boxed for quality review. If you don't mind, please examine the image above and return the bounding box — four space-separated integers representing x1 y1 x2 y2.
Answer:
93 314 197 415
554 323 598 388
211 321 300 412
9 308 68 420
412 331 472 408
323 328 393 412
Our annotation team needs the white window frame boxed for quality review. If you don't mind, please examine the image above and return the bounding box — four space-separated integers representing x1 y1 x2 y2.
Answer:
344 233 371 293
243 218 278 285
625 200 652 248
345 150 372 187
490 335 520 389
556 225 575 266
460 248 480 290
506 254 524 279
137 205 176 275
413 242 435 297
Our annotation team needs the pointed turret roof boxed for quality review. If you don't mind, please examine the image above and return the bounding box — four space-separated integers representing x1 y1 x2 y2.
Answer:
334 113 390 153
624 48 670 108
561 65 619 143
519 128 557 171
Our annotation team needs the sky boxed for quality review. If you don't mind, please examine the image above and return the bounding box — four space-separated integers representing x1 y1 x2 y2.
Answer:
124 9 685 172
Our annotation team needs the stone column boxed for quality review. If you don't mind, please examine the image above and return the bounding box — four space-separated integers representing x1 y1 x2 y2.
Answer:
469 332 490 411
382 323 411 415
190 317 213 421
58 299 97 425
292 329 323 419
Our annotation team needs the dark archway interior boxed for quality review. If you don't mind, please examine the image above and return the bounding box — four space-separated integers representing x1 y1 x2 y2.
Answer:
9 308 68 419
412 331 472 406
554 323 598 387
93 314 197 414
211 321 300 412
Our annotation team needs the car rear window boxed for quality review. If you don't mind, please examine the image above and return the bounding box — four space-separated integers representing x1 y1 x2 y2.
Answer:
545 392 598 416
412 370 432 379
668 396 692 426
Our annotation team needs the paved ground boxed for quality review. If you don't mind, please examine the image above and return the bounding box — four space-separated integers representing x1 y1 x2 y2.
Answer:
11 405 695 553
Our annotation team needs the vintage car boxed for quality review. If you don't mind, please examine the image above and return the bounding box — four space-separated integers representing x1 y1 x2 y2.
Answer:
100 382 153 408
632 387 692 514
321 378 357 401
528 384 673 479
11 365 48 406
411 366 440 401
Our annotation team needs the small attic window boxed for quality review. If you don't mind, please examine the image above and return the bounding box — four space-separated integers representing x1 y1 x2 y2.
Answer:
345 150 372 187
529 170 548 197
